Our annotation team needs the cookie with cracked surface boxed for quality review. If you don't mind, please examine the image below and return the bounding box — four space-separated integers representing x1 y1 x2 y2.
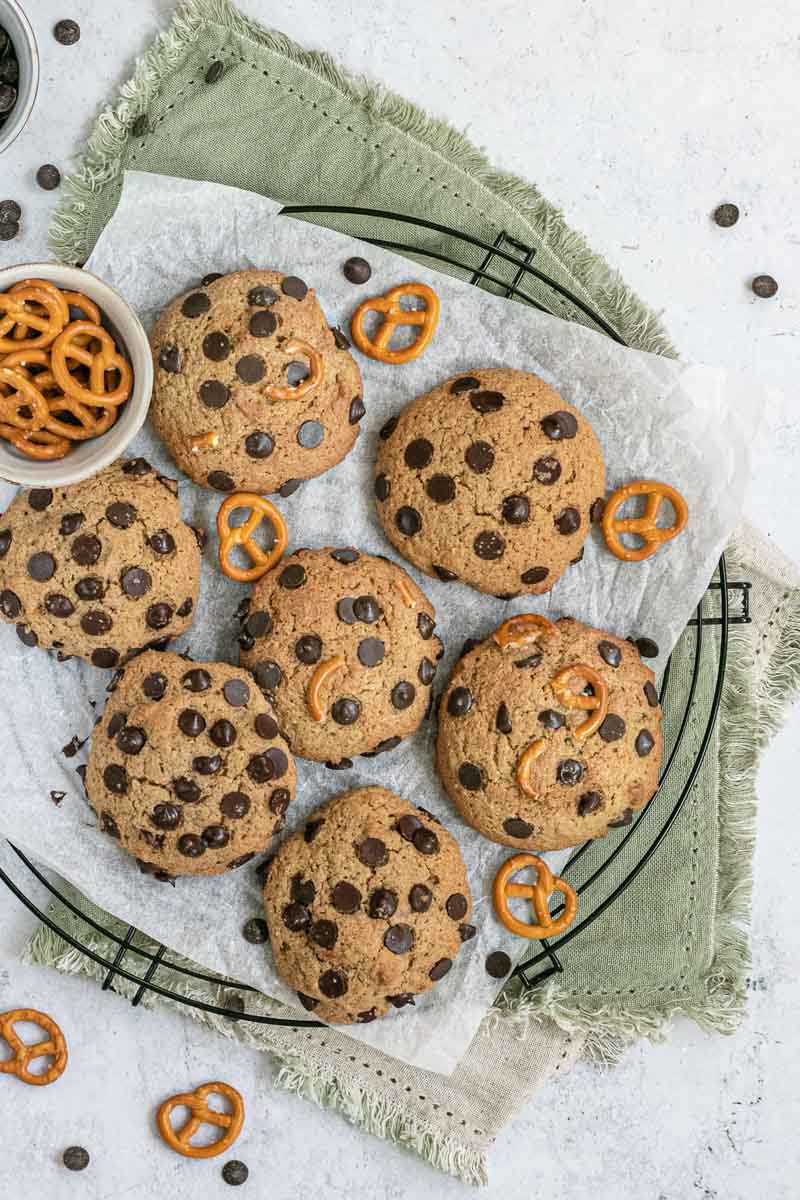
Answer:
436 616 661 850
263 786 472 1022
85 650 295 877
150 269 363 494
0 460 201 667
374 368 605 596
238 546 442 762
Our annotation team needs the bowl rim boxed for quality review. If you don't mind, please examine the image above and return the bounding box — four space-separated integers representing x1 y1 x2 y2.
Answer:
0 0 40 157
0 261 153 488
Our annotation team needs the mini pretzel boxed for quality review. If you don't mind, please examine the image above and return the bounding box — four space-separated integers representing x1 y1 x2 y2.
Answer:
189 431 220 453
493 854 578 940
0 284 68 351
216 492 288 583
50 321 132 408
1 348 116 442
0 1008 68 1086
550 662 608 738
156 1081 244 1159
515 738 546 798
394 576 418 609
263 338 324 401
307 656 345 721
0 425 72 460
0 365 51 430
350 283 439 364
492 613 557 650
602 479 688 562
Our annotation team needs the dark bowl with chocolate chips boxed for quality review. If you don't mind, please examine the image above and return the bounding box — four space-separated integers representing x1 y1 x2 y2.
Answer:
0 263 153 488
0 1 38 155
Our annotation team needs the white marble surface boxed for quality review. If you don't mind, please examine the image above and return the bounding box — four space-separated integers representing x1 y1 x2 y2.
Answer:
1 1 798 1196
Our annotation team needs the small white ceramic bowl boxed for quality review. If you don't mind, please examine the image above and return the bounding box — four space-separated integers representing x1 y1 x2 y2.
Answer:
0 0 39 156
0 262 153 488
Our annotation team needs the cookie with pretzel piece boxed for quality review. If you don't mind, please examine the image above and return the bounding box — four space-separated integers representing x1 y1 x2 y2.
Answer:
150 269 363 495
436 615 662 850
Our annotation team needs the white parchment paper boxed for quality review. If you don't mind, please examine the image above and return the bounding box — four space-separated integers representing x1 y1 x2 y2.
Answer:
0 173 768 1074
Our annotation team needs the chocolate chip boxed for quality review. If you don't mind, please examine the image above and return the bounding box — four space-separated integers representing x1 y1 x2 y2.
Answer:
180 668 210 693
417 613 435 639
395 506 422 536
179 292 210 319
253 714 278 743
103 764 127 794
634 637 659 659
473 530 505 560
513 653 542 669
253 660 282 692
495 702 513 733
200 824 228 849
51 510 80 537
447 375 478 395
199 379 229 409
635 729 655 757
121 567 151 598
325 758 353 771
598 640 621 667
365 735 402 756
295 634 322 664
458 762 484 791
201 272 223 286
248 286 277 307
348 395 365 423
608 808 634 828
100 811 120 838
384 924 414 955
222 1160 249 1187
44 593 73 618
73 577 103 603
459 924 477 945
578 792 603 816
242 918 270 945
223 678 250 707
235 353 264 383
205 59 225 83
54 18 81 44
343 256 371 283
394 814 420 844
412 826 439 855
352 595 381 624
139 673 166 702
533 455 561 485
470 390 504 413
220 791 250 820
379 415 398 440
590 497 606 524
0 201 20 224
485 951 511 979
357 636 384 667
331 547 359 564
303 818 324 844
245 611 272 640
447 686 473 717
331 326 350 349
297 420 324 448
365 887 396 920
332 881 362 913
279 563 306 589
146 602 173 630
503 817 533 838
71 534 101 566
263 747 288 778
148 529 176 556
752 274 778 299
117 725 146 755
269 787 291 814
441 893 467 922
408 884 433 913
27 551 55 582
391 681 415 710
281 276 307 301
429 958 452 981
713 202 739 227
319 969 347 998
151 803 182 830
433 564 459 582
28 488 53 511
81 610 112 636
158 345 182 373
420 472 454 505
92 647 119 669
555 507 581 535
62 1146 90 1172
310 919 338 949
557 758 584 785
521 566 549 585
0 530 11 558
404 438 433 469
535 710 564 733
210 719 236 749
387 993 415 1008
173 777 200 802
178 709 205 737
540 410 577 440
598 714 626 742
36 164 61 190
0 221 18 241
246 752 275 783
357 837 388 867
16 623 37 647
203 331 230 361
466 439 498 478
246 308 276 338
176 831 203 857
176 598 193 618
644 681 659 707
500 493 529 526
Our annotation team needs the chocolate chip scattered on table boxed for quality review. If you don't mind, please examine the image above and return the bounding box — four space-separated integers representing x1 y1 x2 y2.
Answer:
53 19 81 45
35 164 61 190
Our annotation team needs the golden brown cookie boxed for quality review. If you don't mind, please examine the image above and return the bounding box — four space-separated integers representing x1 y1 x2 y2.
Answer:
85 650 295 878
436 617 661 850
0 460 201 667
263 787 473 1023
374 368 605 596
149 270 363 495
238 547 442 763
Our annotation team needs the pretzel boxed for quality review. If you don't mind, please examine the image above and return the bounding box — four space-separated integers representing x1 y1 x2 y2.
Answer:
1 349 116 442
61 290 102 324
492 854 578 940
0 1008 69 1086
50 321 132 408
394 576 418 609
515 738 547 799
0 365 51 430
307 656 345 721
602 479 688 562
0 283 69 351
492 613 557 650
156 1081 244 1159
350 283 439 364
0 425 72 460
189 431 220 453
216 492 288 583
264 338 324 401
549 662 608 738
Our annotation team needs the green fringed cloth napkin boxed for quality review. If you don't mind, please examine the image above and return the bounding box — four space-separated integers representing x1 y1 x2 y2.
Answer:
26 0 800 1184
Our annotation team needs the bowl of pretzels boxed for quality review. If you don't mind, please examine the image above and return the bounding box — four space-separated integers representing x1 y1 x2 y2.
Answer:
0 262 152 486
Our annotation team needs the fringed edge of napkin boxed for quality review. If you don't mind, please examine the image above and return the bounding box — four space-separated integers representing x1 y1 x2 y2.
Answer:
48 0 674 359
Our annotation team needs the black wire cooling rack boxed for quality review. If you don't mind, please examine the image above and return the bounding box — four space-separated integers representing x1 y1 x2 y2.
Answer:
0 207 753 1026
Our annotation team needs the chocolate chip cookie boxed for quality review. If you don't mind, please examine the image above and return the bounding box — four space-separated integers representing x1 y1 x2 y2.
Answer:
263 787 472 1022
238 547 442 762
150 269 363 495
374 368 605 596
436 616 661 850
85 650 295 878
0 460 201 667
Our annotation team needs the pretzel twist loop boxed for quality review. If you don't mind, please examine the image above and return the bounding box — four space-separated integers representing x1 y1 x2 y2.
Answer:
0 1008 69 1086
350 283 439 364
602 479 688 562
216 492 288 583
156 1081 244 1159
492 854 578 939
